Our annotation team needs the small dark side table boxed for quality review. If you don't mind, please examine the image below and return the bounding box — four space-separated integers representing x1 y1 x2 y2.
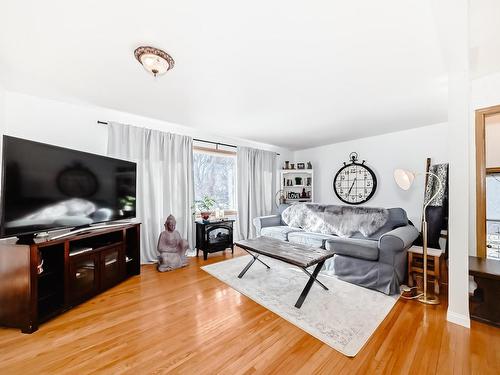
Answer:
469 256 500 327
195 219 234 260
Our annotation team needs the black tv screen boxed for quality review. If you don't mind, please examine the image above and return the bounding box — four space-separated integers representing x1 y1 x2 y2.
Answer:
1 136 137 238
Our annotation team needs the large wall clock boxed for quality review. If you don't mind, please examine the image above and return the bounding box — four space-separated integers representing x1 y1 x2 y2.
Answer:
333 152 377 205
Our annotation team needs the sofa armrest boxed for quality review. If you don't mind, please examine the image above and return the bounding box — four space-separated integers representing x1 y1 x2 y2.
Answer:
252 215 282 236
378 225 419 264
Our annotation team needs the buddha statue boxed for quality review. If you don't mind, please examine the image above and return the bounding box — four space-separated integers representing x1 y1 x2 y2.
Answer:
157 215 189 272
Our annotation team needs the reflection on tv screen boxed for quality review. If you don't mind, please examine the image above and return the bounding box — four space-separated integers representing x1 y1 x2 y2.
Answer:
1 136 137 237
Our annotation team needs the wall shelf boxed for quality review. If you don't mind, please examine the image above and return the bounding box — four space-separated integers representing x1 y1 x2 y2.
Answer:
280 169 313 173
280 169 314 203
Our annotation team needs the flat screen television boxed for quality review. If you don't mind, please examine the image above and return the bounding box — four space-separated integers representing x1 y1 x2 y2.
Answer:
1 136 137 239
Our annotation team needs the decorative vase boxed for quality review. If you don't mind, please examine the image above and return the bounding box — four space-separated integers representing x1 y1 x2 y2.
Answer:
301 188 307 198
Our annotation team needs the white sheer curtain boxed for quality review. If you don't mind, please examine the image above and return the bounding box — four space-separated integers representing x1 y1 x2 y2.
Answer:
107 122 194 263
237 146 277 239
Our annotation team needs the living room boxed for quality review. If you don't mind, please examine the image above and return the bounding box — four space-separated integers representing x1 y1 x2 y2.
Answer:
0 1 499 374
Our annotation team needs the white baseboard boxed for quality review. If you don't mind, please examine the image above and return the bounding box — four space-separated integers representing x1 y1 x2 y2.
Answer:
447 310 470 328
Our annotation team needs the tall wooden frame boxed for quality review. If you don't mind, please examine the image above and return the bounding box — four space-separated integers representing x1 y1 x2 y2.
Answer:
475 104 500 258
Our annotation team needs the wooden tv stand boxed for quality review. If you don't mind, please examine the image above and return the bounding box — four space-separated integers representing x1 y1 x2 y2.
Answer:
0 223 141 333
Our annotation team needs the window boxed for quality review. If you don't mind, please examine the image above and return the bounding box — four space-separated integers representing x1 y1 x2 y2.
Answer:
486 172 500 260
193 147 236 213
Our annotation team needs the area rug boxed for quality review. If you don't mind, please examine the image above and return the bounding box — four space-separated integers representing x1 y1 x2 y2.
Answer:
202 255 399 357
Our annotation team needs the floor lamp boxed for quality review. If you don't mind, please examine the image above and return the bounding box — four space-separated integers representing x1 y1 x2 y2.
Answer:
394 168 442 305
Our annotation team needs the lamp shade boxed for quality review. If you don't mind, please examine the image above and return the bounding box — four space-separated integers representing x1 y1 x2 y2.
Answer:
394 169 415 190
139 53 170 76
134 46 175 77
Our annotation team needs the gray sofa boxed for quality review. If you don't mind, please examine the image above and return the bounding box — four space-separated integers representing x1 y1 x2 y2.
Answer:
253 204 419 294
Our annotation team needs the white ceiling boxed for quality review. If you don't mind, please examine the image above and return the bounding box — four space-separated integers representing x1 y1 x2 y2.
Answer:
0 1 449 150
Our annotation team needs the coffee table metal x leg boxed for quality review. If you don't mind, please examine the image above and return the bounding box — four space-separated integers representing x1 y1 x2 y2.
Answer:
295 260 326 308
236 248 327 309
238 249 271 279
300 266 329 291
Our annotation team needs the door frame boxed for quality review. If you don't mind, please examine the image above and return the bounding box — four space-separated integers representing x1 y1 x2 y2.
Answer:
475 104 500 258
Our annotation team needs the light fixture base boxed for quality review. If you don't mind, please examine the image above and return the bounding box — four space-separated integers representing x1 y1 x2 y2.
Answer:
418 294 440 305
134 46 174 77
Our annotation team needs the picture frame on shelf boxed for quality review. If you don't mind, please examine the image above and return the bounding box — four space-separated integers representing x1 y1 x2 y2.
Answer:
297 162 305 169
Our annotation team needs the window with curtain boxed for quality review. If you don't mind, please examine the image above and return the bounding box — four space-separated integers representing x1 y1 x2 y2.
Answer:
193 147 237 214
486 172 500 260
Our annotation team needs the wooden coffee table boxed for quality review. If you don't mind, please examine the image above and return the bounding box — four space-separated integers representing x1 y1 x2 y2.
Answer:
234 237 335 308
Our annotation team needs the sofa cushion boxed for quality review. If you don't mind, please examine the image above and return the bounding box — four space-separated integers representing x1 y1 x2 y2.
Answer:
276 203 291 225
288 231 335 248
326 237 379 261
260 226 303 241
364 208 409 239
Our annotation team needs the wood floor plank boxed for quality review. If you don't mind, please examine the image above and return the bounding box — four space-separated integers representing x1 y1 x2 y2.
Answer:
0 248 498 374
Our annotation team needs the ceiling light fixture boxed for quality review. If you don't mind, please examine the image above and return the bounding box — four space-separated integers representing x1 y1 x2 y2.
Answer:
134 46 175 77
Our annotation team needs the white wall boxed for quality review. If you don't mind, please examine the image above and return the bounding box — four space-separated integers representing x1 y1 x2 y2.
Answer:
3 91 291 157
435 0 470 329
0 85 5 137
293 123 449 226
1 91 293 198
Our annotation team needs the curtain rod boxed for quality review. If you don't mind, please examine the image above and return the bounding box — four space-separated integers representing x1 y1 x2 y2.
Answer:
97 120 280 155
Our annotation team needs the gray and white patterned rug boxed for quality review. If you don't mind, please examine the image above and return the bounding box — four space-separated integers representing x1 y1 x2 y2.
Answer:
202 255 399 357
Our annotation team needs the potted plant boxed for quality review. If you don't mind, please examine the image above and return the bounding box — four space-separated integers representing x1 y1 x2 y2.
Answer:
195 196 216 220
118 195 136 217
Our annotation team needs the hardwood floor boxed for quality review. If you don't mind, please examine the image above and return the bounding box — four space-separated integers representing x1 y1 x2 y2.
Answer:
0 248 498 374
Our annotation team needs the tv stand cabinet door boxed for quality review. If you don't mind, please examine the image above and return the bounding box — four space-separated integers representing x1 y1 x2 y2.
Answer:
0 243 35 333
100 245 125 291
68 253 99 305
